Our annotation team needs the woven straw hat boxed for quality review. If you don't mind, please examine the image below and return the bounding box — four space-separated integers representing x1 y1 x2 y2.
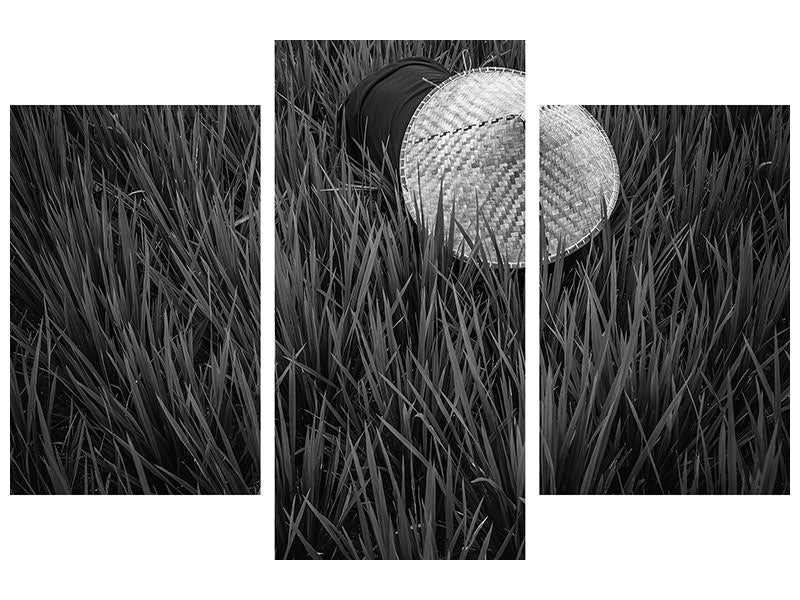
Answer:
399 68 525 267
540 105 620 262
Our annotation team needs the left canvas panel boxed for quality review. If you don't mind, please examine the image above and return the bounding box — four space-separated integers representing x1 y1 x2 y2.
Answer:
10 106 260 494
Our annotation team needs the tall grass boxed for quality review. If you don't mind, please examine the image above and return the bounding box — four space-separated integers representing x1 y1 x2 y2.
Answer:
541 106 789 494
10 105 260 494
276 41 525 558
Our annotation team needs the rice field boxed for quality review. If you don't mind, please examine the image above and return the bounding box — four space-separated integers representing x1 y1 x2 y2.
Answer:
275 40 526 559
541 106 790 494
10 105 261 494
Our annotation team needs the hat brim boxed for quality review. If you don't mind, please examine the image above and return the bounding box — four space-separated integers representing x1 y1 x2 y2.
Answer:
540 105 620 262
399 68 526 267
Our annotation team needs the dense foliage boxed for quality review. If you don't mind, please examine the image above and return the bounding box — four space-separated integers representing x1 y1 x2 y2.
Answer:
11 105 260 494
541 106 790 494
276 40 526 558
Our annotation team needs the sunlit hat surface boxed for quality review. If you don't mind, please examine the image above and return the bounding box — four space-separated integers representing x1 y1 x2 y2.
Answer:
539 105 620 262
399 68 525 266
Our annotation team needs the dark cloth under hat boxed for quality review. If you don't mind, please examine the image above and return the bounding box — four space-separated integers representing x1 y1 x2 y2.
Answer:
339 57 452 173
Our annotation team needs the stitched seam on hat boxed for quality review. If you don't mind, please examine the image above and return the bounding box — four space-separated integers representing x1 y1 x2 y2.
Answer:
409 114 520 144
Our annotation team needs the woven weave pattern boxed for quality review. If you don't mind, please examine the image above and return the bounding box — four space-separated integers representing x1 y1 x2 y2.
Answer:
399 69 525 266
540 105 619 262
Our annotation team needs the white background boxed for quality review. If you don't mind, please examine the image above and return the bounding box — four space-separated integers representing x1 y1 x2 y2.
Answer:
1 1 797 598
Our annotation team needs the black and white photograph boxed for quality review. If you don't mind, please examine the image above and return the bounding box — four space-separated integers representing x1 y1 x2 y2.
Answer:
540 105 789 494
10 105 261 494
275 40 525 558
4 2 800 596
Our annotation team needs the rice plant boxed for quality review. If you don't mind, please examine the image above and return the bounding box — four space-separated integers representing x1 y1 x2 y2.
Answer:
276 40 525 558
541 106 789 494
10 105 260 494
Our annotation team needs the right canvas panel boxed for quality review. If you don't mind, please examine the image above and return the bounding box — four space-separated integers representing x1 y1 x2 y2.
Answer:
540 105 789 494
